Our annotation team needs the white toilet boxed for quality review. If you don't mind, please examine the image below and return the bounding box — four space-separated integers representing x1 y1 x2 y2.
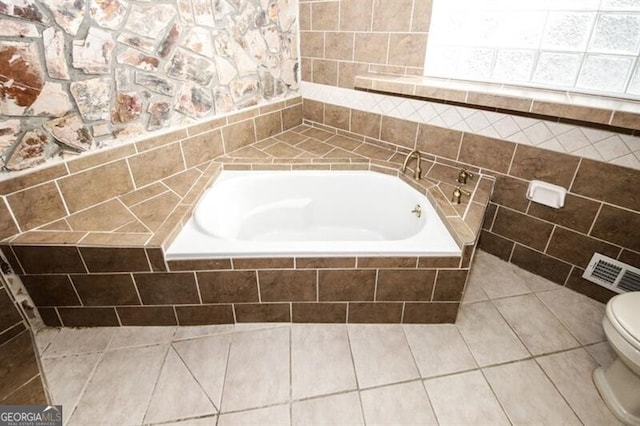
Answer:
594 291 640 426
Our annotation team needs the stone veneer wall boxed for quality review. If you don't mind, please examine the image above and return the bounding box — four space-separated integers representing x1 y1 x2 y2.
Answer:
301 99 640 304
0 97 302 239
0 0 298 172
0 279 48 404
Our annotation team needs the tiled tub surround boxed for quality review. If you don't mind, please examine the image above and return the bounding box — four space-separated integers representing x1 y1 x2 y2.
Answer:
300 95 640 306
0 113 493 327
0 0 299 173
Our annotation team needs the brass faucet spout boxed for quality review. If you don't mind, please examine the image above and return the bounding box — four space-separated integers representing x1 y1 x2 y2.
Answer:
401 150 422 180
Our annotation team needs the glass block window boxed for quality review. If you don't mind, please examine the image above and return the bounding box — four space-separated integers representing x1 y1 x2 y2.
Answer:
424 0 640 99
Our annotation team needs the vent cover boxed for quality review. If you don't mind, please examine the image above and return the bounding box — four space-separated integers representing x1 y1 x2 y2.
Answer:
583 253 640 293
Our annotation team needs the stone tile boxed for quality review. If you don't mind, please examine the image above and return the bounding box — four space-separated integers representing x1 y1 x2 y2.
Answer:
71 273 140 306
537 288 606 345
173 333 231 407
21 274 81 306
80 247 150 273
340 0 372 31
432 270 468 301
591 204 640 252
134 272 199 305
259 270 316 302
234 303 290 322
291 324 357 399
42 327 114 358
403 302 459 324
292 392 364 426
348 302 403 323
547 227 620 268
222 119 257 153
348 325 419 388
2 375 47 405
424 370 510 425
527 194 600 234
318 269 376 301
585 341 616 367
312 59 338 86
493 294 579 356
537 348 622 426
144 347 216 424
388 33 427 68
510 245 573 285
510 144 581 188
42 353 101 423
376 269 435 301
565 267 617 304
218 405 290 425
58 307 119 327
510 263 559 292
34 328 60 355
459 134 515 174
325 31 354 61
221 327 289 411
467 251 531 299
372 0 412 31
109 327 176 350
310 1 338 30
361 381 437 425
461 277 489 303
175 305 235 326
571 158 640 212
292 302 347 323
492 207 553 252
127 143 185 188
197 271 259 303
483 359 581 425
380 116 417 149
116 307 177 327
172 325 234 341
0 331 40 401
67 200 135 232
58 160 134 213
6 182 67 231
354 32 389 64
455 301 528 367
69 344 168 425
403 325 477 378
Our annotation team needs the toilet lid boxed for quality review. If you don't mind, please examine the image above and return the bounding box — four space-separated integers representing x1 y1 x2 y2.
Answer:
609 292 640 346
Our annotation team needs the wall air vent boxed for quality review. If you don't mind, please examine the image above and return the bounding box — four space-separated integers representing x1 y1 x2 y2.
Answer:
583 253 640 293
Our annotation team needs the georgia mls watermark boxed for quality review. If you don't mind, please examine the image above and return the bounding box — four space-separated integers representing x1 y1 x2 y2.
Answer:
0 406 62 426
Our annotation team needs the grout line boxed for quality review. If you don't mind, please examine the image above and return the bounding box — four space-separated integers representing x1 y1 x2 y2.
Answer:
140 343 173 424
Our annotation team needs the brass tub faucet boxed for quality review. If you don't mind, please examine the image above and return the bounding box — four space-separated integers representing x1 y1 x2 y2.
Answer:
401 150 422 180
452 186 471 204
458 168 474 184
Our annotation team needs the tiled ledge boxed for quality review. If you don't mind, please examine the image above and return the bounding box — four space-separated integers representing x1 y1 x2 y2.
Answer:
354 74 640 134
2 124 494 254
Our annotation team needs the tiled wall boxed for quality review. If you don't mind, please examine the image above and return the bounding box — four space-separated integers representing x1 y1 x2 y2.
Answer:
0 280 48 404
0 98 302 239
299 0 431 87
300 1 640 303
7 248 469 326
0 0 298 173
301 98 640 303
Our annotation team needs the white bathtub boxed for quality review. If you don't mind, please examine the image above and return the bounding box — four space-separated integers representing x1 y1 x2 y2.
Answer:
166 170 462 259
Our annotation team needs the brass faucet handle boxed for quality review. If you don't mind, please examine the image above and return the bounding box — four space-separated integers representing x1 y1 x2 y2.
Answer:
457 168 474 184
452 186 471 204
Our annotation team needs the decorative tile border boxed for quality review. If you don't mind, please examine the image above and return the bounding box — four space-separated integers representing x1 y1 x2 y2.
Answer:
300 82 640 170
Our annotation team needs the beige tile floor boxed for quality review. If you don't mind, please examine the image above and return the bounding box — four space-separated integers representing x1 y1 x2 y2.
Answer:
35 250 622 425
